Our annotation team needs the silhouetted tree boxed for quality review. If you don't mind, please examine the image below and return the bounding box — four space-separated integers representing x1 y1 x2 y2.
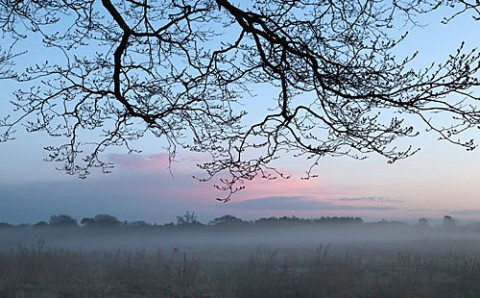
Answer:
255 217 280 224
210 214 243 226
176 211 201 226
312 216 363 224
81 214 121 227
443 215 456 227
1 1 480 199
125 220 150 229
277 216 302 223
93 214 121 227
49 214 78 227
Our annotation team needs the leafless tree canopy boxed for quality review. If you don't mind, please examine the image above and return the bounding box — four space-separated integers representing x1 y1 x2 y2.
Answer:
1 0 480 200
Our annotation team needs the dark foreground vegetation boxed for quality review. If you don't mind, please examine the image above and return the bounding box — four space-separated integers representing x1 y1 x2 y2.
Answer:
2 240 480 297
1 214 480 297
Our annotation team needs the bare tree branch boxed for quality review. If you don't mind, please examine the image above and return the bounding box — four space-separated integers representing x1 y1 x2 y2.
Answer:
1 0 480 200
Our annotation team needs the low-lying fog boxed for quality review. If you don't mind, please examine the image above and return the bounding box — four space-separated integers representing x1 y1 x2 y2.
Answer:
2 223 480 261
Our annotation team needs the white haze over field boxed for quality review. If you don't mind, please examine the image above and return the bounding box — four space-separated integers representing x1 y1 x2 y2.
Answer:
2 224 480 263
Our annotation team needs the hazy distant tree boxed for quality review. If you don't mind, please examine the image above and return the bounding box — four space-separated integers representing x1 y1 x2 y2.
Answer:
0 222 12 229
80 217 94 226
125 220 150 229
255 217 279 223
350 217 364 224
33 220 48 228
312 216 363 224
210 214 243 226
176 211 200 226
163 222 176 228
417 217 430 227
337 216 363 224
2 1 480 199
81 214 121 227
49 214 78 227
93 214 121 227
443 215 455 226
278 216 301 223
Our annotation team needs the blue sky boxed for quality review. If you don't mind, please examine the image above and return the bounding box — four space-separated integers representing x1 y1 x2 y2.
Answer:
1 3 480 224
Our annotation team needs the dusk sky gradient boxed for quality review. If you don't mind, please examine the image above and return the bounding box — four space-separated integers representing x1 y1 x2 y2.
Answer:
1 4 480 224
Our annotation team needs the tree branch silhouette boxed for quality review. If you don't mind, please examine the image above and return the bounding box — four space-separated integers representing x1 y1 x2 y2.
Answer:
1 0 480 200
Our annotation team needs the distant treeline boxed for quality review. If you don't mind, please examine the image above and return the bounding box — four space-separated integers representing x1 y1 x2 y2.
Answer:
0 212 463 230
0 212 366 229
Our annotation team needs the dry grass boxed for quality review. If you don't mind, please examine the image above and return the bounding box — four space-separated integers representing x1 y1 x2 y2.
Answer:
1 241 480 297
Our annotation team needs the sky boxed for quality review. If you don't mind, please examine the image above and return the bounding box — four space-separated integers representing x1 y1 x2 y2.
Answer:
1 3 480 225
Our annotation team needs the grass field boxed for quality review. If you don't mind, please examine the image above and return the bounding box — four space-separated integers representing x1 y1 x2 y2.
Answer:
1 224 480 297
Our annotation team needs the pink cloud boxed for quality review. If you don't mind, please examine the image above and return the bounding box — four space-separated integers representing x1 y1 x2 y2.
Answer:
109 156 322 201
106 152 391 214
231 176 344 202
